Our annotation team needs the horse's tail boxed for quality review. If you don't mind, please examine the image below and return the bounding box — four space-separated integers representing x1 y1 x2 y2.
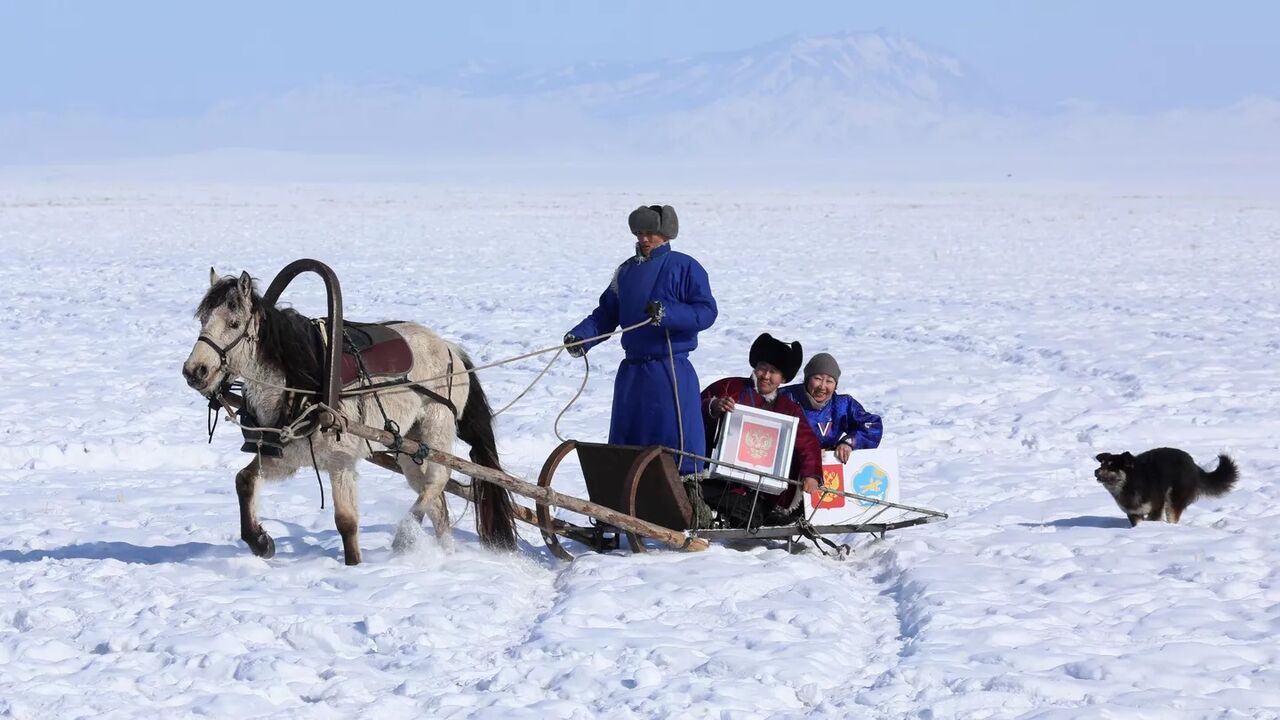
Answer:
456 348 518 551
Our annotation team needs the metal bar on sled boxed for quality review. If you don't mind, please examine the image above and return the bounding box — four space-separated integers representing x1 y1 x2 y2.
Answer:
340 420 710 553
694 515 944 542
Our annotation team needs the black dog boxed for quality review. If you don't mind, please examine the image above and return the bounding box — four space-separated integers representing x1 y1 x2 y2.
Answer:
1094 448 1237 526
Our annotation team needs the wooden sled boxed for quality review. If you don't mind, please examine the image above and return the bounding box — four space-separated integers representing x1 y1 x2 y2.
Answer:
534 440 695 559
532 439 948 560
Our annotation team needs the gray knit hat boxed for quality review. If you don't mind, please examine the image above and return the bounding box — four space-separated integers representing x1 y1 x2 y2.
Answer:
804 352 841 383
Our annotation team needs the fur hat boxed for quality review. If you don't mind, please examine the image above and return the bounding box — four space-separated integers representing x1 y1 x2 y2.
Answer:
749 333 803 382
803 352 841 383
628 204 679 240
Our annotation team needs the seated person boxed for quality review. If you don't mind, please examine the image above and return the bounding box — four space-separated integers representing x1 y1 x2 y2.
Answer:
780 352 883 463
698 333 822 524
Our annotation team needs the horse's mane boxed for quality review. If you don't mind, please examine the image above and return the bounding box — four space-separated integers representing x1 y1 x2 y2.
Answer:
198 277 325 393
259 303 326 394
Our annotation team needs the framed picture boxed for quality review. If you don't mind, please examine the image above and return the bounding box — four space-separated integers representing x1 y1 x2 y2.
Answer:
709 404 797 495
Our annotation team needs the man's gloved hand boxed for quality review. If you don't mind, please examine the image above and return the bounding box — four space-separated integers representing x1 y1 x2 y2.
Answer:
645 301 665 325
564 333 586 358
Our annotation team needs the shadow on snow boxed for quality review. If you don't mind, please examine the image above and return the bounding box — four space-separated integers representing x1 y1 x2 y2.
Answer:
1019 515 1131 529
0 541 236 565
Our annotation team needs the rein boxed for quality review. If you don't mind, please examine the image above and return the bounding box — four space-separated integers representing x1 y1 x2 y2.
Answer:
227 317 654 400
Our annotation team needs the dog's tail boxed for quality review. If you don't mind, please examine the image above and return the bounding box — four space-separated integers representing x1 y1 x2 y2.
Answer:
1199 454 1238 497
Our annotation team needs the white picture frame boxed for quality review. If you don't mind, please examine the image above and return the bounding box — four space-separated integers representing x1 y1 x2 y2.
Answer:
709 404 798 495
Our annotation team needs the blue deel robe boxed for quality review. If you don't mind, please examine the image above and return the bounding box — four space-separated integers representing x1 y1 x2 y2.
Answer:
779 384 884 451
568 243 717 474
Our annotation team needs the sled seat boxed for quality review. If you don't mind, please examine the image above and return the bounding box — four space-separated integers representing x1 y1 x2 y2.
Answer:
536 440 693 557
579 442 692 531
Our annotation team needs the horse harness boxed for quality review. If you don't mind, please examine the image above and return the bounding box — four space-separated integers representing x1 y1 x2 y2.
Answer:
331 320 459 419
224 319 460 460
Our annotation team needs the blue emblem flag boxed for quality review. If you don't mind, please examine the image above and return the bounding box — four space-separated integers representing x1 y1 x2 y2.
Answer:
852 463 890 507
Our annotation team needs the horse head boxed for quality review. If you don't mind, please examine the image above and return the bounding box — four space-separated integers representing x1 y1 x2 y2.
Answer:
183 269 260 397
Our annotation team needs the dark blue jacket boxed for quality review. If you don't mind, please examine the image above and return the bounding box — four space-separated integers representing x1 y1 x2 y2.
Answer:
568 243 717 474
779 384 883 451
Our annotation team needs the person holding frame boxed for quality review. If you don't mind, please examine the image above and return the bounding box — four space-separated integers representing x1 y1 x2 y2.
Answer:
698 333 823 525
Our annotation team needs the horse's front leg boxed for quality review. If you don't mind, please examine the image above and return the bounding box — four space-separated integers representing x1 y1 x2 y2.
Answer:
330 465 362 565
235 457 276 558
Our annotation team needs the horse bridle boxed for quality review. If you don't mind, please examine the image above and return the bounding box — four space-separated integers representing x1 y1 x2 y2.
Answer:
197 322 252 374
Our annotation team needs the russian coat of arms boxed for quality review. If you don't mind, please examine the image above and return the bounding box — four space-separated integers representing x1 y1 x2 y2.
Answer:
738 424 777 465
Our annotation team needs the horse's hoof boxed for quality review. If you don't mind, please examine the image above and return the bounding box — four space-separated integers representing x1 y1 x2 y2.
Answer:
392 516 425 554
247 532 275 559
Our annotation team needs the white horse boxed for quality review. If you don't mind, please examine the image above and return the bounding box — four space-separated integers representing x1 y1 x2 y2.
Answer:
182 270 516 565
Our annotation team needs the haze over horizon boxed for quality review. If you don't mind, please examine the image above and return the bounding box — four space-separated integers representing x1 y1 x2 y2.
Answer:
2 1 1277 183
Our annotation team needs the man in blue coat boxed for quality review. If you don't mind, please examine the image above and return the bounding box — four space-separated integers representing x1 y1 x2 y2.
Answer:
564 204 718 476
780 353 883 463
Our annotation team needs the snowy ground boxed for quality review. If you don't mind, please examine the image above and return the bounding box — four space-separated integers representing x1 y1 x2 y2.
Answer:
1 182 1278 719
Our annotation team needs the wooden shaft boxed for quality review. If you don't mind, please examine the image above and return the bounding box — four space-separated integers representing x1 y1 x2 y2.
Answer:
347 423 708 552
366 453 545 528
370 454 601 550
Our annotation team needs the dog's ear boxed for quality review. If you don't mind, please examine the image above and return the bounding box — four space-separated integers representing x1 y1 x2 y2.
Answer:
1119 451 1135 466
1095 452 1111 463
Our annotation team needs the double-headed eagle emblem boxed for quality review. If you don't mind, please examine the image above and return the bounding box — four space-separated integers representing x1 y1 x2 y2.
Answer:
742 429 775 460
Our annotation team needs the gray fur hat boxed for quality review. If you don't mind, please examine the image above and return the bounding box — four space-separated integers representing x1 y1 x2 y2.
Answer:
628 204 678 239
804 352 841 383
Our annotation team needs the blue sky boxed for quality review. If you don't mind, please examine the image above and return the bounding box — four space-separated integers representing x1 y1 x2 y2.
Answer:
2 0 1277 117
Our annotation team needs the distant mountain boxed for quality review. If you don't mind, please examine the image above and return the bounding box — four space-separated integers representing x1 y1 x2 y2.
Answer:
430 31 988 130
412 31 997 153
432 32 992 108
